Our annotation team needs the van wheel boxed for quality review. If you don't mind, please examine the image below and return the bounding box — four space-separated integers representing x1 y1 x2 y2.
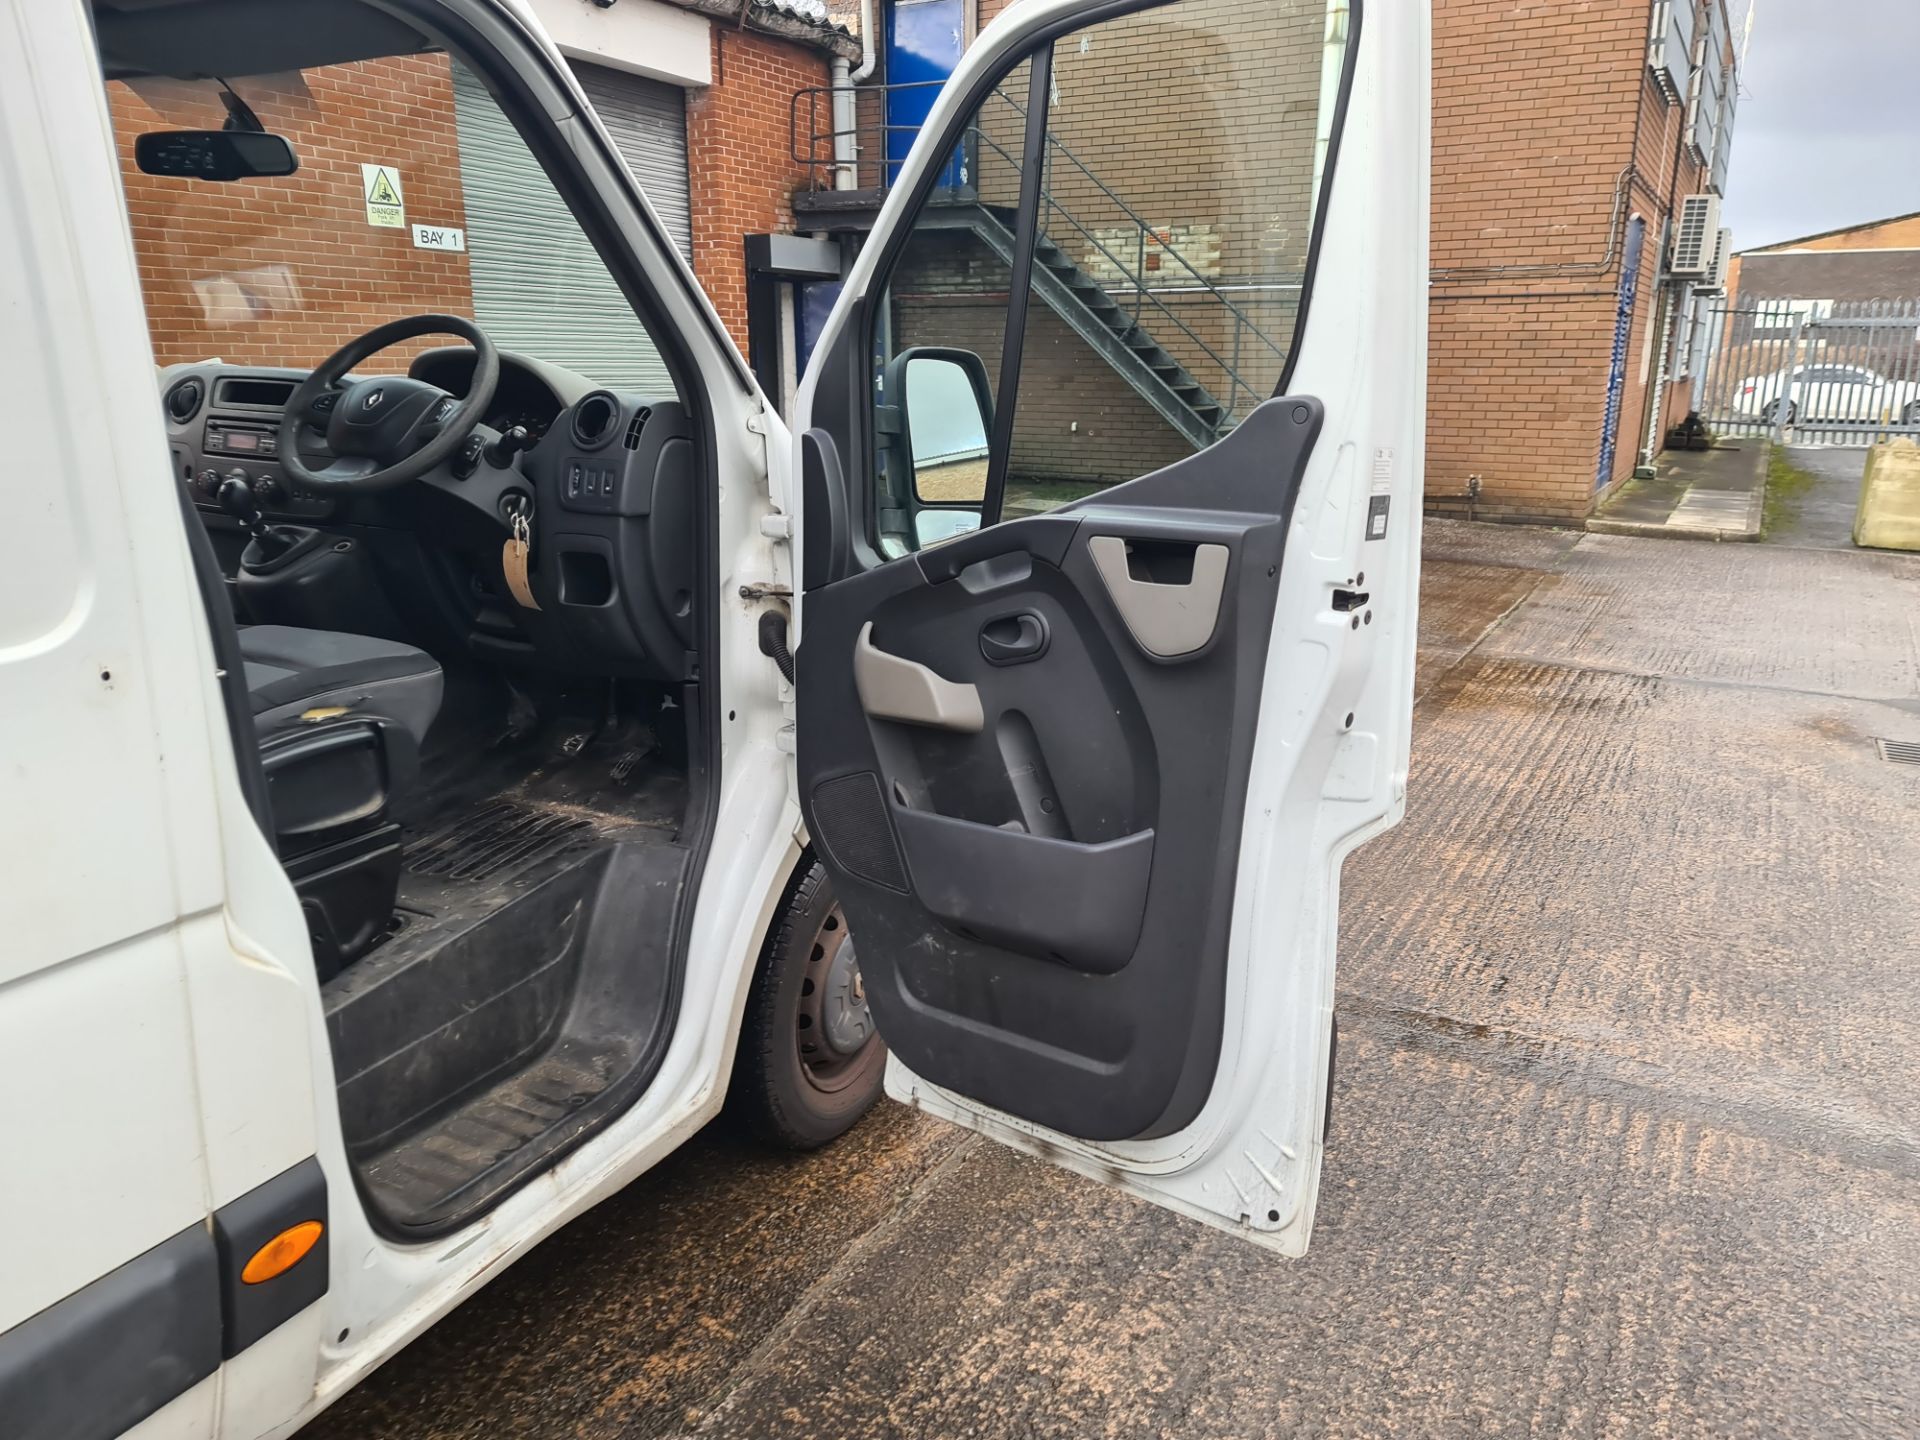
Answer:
730 856 886 1149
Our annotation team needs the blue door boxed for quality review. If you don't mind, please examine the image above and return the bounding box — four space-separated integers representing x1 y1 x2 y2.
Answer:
885 0 966 187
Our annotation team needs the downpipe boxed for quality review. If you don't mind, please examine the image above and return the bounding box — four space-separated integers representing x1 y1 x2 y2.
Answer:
830 0 878 191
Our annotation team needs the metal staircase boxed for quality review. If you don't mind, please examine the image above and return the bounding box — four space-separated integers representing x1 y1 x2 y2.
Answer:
975 204 1229 450
791 80 1297 447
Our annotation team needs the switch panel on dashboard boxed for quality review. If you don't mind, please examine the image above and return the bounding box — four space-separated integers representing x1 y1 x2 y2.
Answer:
561 456 622 514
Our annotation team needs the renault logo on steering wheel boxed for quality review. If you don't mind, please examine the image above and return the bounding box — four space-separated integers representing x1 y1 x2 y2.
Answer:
362 387 384 411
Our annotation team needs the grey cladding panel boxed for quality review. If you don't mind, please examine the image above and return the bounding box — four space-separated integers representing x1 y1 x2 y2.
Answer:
0 1226 221 1440
452 62 675 394
569 61 692 261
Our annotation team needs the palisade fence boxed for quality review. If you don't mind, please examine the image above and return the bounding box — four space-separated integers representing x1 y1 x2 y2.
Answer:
1691 297 1920 447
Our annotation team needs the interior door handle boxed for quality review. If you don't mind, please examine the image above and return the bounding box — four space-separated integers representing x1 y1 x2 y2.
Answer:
853 622 985 732
979 610 1050 665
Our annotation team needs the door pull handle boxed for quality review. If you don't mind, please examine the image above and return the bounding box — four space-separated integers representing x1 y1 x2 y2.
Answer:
979 610 1050 665
853 623 984 732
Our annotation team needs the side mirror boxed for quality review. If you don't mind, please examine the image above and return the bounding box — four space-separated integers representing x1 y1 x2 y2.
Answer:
135 131 299 182
879 347 995 548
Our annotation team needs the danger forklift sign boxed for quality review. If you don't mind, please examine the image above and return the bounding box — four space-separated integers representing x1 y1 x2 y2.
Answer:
360 163 405 227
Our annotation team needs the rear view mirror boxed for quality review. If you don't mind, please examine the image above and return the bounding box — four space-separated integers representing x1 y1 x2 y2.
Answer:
135 130 299 182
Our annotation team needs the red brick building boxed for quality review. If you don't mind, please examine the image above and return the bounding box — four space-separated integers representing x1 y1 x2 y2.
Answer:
1431 0 1740 521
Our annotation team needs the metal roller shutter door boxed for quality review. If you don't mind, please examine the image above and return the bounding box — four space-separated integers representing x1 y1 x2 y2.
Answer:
568 62 692 261
450 61 676 395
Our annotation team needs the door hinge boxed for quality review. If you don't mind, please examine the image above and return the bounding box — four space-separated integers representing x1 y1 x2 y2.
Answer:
739 582 793 601
759 513 792 540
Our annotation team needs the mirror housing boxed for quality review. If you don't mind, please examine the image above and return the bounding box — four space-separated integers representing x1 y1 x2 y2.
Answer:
878 347 995 548
135 130 299 182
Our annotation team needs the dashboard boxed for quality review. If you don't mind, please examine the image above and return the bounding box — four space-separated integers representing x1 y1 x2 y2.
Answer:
409 346 576 444
157 347 700 683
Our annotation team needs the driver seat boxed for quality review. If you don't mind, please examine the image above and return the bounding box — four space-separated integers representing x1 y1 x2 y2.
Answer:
240 625 443 745
237 626 444 977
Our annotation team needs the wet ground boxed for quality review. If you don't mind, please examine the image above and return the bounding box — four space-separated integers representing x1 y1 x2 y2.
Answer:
1590 441 1767 540
311 517 1920 1440
1775 445 1870 551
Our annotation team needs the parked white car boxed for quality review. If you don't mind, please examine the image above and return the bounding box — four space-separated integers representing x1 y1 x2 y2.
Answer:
1735 363 1920 426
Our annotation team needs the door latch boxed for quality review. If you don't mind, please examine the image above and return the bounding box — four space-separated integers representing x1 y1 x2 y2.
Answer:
979 610 1051 666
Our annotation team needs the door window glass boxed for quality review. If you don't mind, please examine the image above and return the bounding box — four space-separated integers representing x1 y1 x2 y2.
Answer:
870 0 1349 541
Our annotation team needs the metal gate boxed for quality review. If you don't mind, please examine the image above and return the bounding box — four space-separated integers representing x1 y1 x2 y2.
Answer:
1691 296 1920 446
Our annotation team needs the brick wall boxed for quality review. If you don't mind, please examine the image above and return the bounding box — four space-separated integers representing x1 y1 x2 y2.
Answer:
1428 0 1645 520
111 56 473 373
1430 0 1730 521
686 27 832 348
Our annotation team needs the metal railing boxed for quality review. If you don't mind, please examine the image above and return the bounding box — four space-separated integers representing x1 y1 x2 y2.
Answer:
789 79 1294 428
1690 296 1920 447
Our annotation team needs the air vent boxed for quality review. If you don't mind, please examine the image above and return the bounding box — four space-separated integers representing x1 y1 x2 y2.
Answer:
1698 227 1733 296
570 391 619 450
164 377 205 424
1877 738 1920 767
623 406 653 451
1669 194 1721 277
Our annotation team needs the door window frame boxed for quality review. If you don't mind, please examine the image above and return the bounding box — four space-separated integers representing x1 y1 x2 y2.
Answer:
838 0 1364 555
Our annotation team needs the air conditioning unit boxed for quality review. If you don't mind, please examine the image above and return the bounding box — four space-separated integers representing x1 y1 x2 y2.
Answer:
1669 193 1721 276
1696 227 1733 295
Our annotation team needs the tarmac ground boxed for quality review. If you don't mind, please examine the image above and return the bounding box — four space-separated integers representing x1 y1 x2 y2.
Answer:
311 513 1920 1440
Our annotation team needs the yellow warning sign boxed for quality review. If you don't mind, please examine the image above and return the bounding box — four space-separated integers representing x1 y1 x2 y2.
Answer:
360 163 405 228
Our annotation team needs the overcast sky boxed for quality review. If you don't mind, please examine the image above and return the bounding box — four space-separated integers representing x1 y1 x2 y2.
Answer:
1721 0 1920 249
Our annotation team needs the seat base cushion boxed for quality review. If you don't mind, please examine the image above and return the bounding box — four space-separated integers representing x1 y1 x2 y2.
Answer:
239 625 443 747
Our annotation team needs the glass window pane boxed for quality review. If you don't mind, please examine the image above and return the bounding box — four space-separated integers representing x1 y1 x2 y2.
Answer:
871 57 1034 550
1003 0 1344 513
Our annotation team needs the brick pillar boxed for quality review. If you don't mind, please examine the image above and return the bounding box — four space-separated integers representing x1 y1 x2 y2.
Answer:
685 28 833 352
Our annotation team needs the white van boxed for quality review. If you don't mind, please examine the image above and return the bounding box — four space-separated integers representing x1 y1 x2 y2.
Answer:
0 0 1426 1434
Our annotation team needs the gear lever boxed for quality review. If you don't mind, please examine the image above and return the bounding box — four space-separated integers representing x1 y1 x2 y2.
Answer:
217 474 297 563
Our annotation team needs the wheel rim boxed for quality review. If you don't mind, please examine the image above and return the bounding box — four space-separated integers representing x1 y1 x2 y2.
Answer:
797 905 876 1093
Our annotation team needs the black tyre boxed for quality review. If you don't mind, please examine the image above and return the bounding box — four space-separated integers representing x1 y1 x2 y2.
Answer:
1762 398 1797 425
729 855 885 1149
1902 401 1920 426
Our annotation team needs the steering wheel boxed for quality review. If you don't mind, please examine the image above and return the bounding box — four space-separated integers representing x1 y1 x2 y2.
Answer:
279 314 500 494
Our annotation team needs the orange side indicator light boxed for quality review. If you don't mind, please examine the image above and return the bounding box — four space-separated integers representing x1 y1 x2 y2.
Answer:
241 1220 324 1285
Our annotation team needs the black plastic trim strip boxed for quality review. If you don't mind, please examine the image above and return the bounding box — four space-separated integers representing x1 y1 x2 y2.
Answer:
212 1157 329 1357
176 481 277 847
0 1225 220 1440
1273 0 1362 397
980 44 1056 527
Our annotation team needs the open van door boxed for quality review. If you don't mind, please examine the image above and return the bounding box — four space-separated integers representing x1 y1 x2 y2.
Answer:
789 0 1427 1255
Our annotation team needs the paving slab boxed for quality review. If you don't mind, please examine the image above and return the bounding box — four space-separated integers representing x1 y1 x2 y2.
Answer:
1480 533 1920 702
1773 446 1869 551
305 1106 966 1440
688 1035 1919 1440
1589 444 1766 542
